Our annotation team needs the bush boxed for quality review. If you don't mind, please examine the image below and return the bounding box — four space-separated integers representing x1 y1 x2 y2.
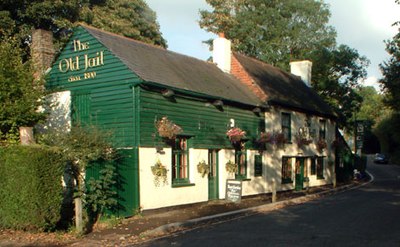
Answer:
355 154 367 173
0 145 65 231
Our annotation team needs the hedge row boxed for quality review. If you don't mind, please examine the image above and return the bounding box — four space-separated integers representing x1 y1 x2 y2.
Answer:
0 145 65 231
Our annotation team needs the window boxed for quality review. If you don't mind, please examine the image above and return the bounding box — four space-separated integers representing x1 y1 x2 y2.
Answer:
172 137 189 185
319 119 326 140
310 158 316 175
316 157 324 179
281 113 291 142
282 157 293 184
254 155 262 177
235 150 247 179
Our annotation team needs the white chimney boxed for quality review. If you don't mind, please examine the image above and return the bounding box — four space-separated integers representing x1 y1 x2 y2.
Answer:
290 60 312 87
213 33 231 73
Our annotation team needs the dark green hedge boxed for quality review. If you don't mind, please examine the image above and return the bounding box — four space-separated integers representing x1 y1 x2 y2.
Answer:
0 145 65 231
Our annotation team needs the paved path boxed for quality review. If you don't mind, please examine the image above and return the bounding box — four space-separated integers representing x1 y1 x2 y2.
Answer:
135 158 400 246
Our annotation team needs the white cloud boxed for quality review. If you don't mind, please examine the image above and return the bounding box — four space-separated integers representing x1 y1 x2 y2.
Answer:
361 76 381 92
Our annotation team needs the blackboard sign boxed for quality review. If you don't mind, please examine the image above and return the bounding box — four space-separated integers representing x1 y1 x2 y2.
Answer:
226 179 242 203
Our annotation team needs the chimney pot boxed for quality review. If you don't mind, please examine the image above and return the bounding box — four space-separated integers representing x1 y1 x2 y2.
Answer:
290 60 312 87
213 34 231 73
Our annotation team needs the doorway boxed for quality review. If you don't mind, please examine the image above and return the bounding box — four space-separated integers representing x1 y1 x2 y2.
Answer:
208 149 219 200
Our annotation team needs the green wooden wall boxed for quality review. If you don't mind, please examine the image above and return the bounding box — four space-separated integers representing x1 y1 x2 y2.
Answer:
139 89 265 149
47 26 141 217
48 26 141 147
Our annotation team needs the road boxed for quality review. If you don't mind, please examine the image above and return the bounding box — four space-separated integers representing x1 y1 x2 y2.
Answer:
136 158 400 247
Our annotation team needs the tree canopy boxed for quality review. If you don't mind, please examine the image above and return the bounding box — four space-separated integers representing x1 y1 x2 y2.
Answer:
200 0 369 130
199 0 337 69
0 37 46 143
0 0 167 52
379 19 400 112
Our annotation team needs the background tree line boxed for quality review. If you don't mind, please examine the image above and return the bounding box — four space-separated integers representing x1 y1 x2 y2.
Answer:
0 0 398 155
199 0 399 162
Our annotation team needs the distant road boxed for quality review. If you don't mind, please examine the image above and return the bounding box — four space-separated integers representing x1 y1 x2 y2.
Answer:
136 157 400 247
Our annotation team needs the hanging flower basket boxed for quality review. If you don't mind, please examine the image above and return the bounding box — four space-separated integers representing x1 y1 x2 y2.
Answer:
295 133 312 148
226 127 246 143
197 160 210 178
151 160 168 186
271 131 287 148
316 139 328 152
258 131 273 144
225 160 238 174
155 116 183 139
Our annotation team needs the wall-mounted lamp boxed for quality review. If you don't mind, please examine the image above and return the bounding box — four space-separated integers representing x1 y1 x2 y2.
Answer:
252 107 261 113
212 100 224 107
161 89 175 97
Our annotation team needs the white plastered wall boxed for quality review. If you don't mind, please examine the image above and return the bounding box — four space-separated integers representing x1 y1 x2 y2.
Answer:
139 147 209 210
264 107 336 192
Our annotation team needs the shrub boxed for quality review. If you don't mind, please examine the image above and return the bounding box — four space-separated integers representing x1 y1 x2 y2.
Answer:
0 145 64 231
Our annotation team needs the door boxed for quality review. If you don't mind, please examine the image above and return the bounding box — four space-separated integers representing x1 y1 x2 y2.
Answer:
208 149 219 200
295 158 305 191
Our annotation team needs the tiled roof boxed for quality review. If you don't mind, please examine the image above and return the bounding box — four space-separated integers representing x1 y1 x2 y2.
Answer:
82 25 261 106
233 53 336 118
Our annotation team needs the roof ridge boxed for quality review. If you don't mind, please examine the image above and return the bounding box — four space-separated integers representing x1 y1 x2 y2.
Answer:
77 22 167 51
77 22 216 68
232 52 297 79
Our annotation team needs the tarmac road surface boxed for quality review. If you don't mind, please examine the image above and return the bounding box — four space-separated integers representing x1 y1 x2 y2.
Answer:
134 157 400 247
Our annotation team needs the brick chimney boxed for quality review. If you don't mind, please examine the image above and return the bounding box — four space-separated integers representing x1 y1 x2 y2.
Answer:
31 29 55 79
290 60 312 87
213 33 231 73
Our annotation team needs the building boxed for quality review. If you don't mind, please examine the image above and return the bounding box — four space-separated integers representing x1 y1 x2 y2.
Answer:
45 24 337 217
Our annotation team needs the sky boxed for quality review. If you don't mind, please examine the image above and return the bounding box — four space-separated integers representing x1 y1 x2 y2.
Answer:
145 0 400 91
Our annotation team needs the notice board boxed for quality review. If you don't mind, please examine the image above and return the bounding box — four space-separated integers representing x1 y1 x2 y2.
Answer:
225 179 242 203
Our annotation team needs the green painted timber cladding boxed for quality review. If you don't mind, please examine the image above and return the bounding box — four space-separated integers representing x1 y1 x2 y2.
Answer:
48 26 141 147
139 89 264 149
47 26 141 217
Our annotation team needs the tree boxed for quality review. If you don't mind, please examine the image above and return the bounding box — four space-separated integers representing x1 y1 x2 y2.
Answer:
311 44 370 129
199 0 336 69
0 37 46 143
379 19 400 112
200 0 369 130
0 0 166 55
80 0 166 47
356 86 390 125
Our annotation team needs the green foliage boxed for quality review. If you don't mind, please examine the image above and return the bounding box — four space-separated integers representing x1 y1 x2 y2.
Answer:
200 0 336 69
354 154 367 173
374 113 400 164
197 160 210 178
380 25 400 112
0 145 64 231
85 163 118 216
80 0 167 47
0 0 166 57
151 160 168 186
39 126 116 170
200 0 369 130
356 86 390 125
0 38 46 143
39 126 118 225
336 148 354 182
311 45 369 130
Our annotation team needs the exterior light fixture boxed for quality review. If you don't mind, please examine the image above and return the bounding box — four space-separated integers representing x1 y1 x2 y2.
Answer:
162 89 174 97
252 107 261 113
212 100 224 107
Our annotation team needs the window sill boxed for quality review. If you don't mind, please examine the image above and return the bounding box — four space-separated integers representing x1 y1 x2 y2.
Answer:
172 183 195 188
